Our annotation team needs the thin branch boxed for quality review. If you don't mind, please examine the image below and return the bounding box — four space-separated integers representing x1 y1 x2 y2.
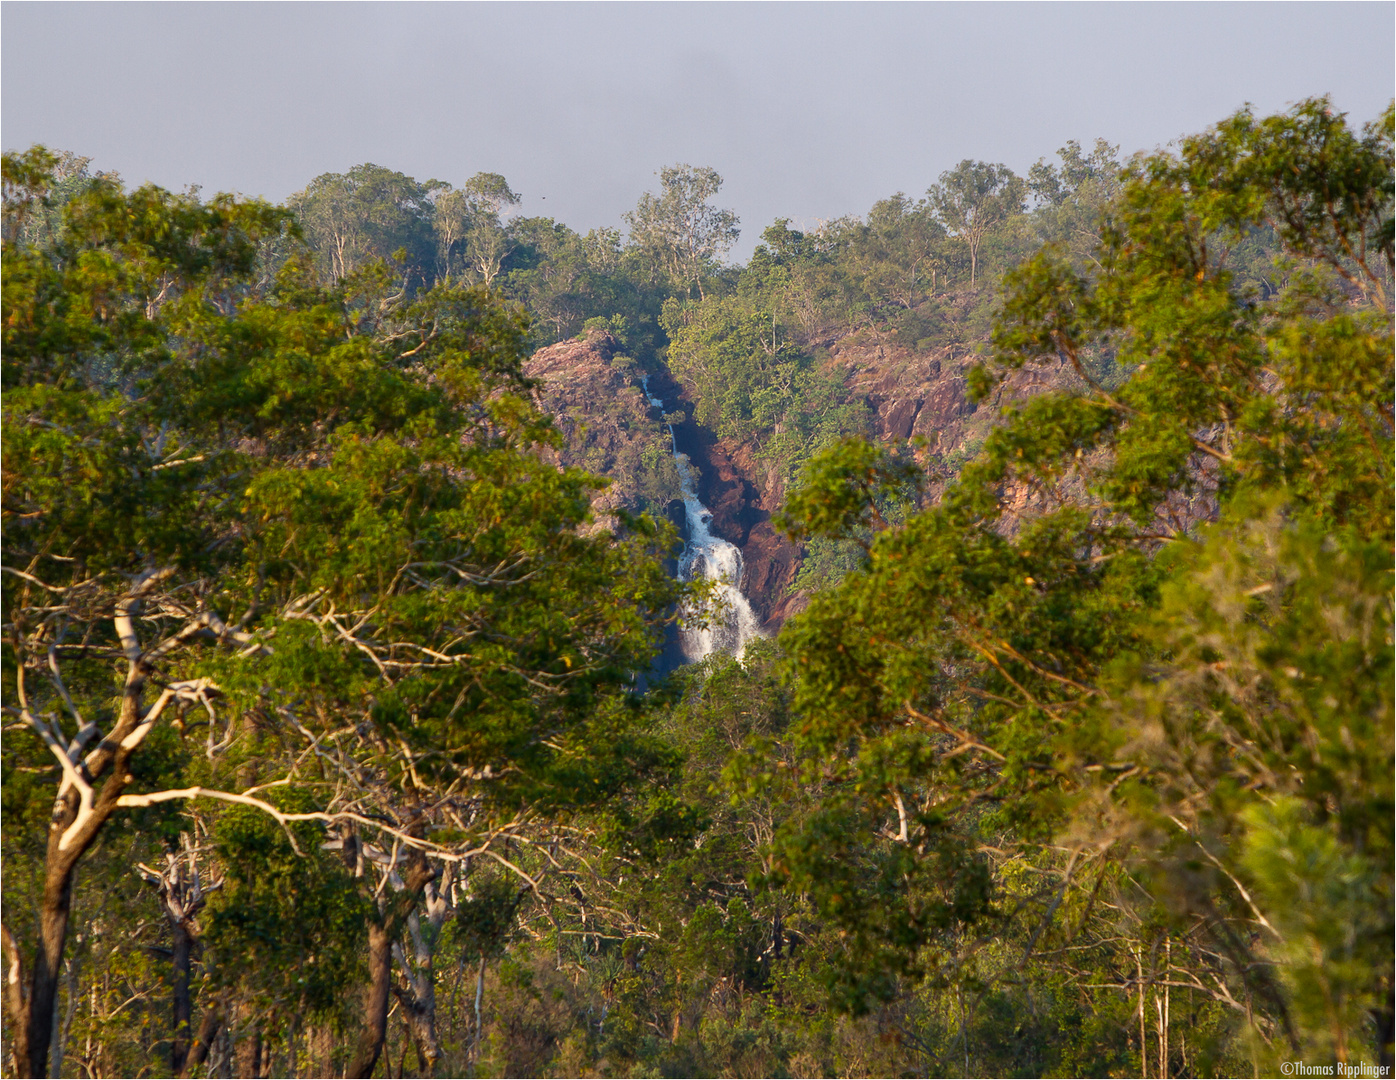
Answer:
904 702 1006 762
1168 816 1282 940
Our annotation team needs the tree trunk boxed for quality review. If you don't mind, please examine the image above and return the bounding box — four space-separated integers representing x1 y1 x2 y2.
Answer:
233 1010 261 1080
393 944 443 1075
473 954 486 1064
347 850 436 1079
391 870 451 1077
28 836 81 1078
180 996 225 1079
348 920 394 1079
46 969 63 1080
23 627 160 1077
1377 980 1394 1076
2 924 30 1077
1137 947 1148 1080
171 920 193 1074
141 836 209 1076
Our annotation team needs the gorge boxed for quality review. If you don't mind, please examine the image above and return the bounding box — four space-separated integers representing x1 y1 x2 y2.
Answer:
641 375 764 662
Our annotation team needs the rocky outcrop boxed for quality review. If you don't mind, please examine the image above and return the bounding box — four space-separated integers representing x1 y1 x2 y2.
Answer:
724 335 1074 628
525 326 1073 639
523 331 804 632
524 331 681 531
828 335 1059 462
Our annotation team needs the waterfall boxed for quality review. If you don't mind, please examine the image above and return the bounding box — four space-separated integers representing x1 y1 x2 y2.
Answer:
642 376 764 663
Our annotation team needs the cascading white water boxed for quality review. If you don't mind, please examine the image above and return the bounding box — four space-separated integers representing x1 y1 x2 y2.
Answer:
642 376 764 663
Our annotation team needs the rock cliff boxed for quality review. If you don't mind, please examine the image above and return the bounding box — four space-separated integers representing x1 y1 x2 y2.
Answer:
524 330 682 532
525 328 1069 637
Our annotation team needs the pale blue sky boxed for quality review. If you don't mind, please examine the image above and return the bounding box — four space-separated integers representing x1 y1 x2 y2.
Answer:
4 2 1392 259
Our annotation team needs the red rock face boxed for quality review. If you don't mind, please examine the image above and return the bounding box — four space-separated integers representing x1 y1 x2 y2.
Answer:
523 330 676 534
672 426 804 633
524 328 1077 637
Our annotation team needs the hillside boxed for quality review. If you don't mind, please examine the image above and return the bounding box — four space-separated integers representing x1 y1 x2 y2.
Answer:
4 99 1390 1080
525 318 1079 633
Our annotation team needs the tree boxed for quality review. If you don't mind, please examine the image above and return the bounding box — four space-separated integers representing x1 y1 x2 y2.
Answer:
289 163 442 285
773 97 1393 1063
1 149 679 1077
1027 138 1121 209
625 165 739 300
434 172 523 289
1 148 94 250
928 159 1026 286
462 171 522 289
855 192 948 310
2 150 289 1077
1026 138 1123 265
500 218 592 343
661 294 868 486
432 188 473 283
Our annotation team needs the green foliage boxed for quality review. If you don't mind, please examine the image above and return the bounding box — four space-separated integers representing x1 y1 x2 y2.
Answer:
205 801 369 1016
2 147 681 1078
1240 797 1385 1064
502 221 669 354
288 163 442 286
929 160 1027 287
452 873 525 962
1026 138 1124 268
769 95 1394 1065
4 95 1391 1079
662 296 871 487
625 165 740 301
778 437 921 546
1096 503 1393 1064
432 172 522 288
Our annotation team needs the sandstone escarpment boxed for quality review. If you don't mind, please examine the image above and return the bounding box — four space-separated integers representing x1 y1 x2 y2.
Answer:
524 331 682 530
827 334 1071 465
525 327 1076 638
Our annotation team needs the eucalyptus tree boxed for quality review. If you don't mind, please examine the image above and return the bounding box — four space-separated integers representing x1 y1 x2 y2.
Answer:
2 149 288 1076
771 98 1393 1068
928 159 1027 286
432 172 522 289
625 164 739 300
499 217 593 344
855 192 949 310
1027 138 1122 208
1026 138 1124 264
461 171 522 288
289 163 442 286
2 148 678 1077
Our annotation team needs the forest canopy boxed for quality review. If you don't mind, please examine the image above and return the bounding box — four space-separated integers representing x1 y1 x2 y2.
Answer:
2 98 1392 1079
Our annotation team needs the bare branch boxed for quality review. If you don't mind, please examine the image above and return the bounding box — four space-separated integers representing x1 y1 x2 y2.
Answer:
0 566 68 593
1168 816 1282 941
118 680 215 753
904 702 1007 762
114 566 179 660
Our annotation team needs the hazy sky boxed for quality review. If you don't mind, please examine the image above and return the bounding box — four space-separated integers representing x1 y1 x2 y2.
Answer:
4 2 1392 259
